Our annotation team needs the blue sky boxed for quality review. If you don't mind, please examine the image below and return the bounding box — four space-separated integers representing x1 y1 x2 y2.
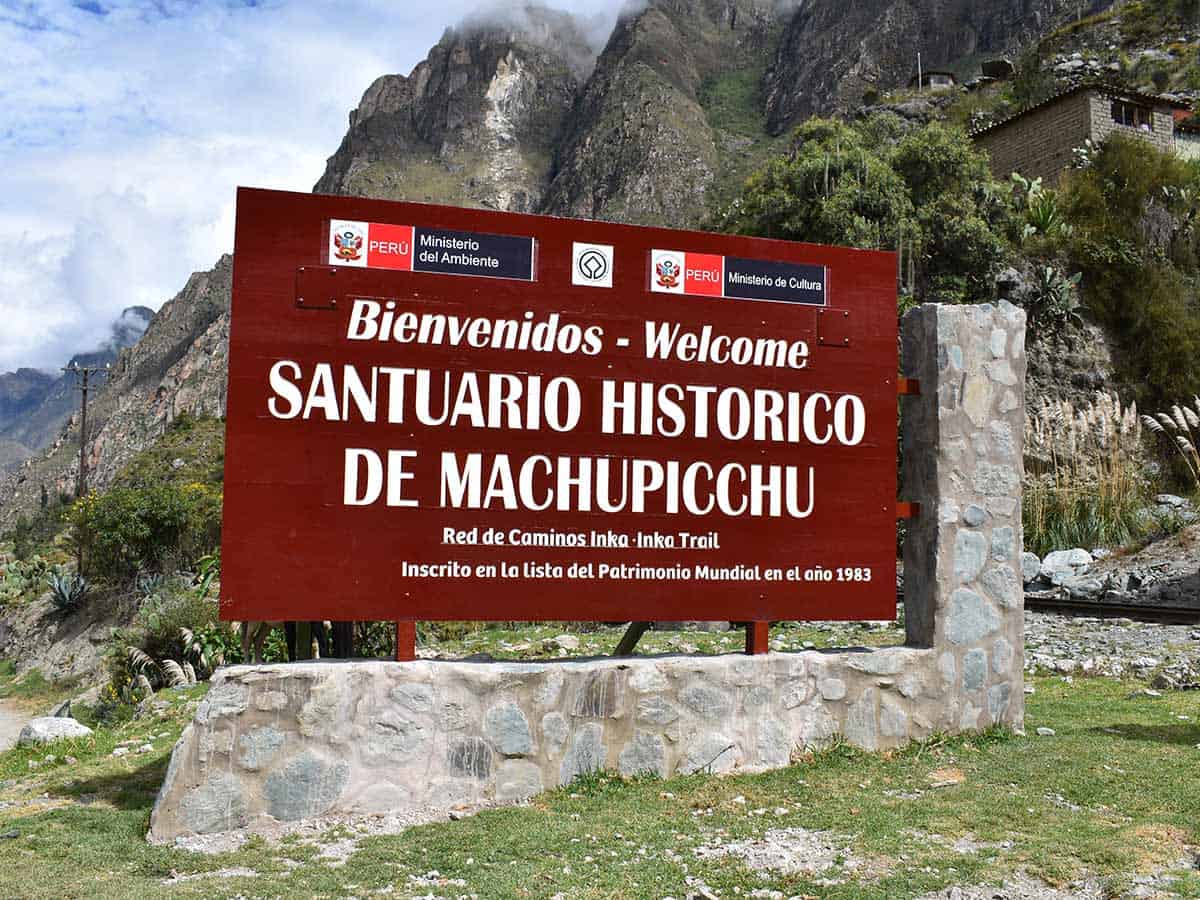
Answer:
0 0 621 371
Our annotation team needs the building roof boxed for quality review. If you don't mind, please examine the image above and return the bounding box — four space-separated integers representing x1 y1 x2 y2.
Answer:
970 82 1192 138
908 70 957 88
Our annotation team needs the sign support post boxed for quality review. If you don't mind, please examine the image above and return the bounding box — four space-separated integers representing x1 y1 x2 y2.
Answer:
395 622 416 662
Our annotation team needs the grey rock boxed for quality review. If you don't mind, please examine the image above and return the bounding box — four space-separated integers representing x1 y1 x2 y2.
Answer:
954 530 988 581
636 695 679 726
974 462 1019 496
389 683 434 714
991 527 1015 562
236 725 284 772
880 698 908 739
757 718 791 767
367 712 427 760
1021 552 1042 585
1060 575 1106 600
817 678 847 701
844 688 878 751
560 723 606 784
440 701 468 731
197 681 247 724
945 589 1001 645
989 421 1015 459
981 564 1021 608
963 649 987 692
992 637 1014 675
742 685 771 709
484 702 533 756
988 682 1012 722
1156 493 1187 508
572 670 622 718
180 773 247 834
780 679 808 708
264 751 350 821
495 759 543 802
678 732 736 775
17 717 92 747
1040 548 1092 581
448 736 493 779
962 505 987 527
618 730 667 777
542 712 569 755
680 681 733 720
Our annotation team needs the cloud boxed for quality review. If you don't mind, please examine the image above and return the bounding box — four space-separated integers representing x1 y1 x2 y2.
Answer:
0 0 625 372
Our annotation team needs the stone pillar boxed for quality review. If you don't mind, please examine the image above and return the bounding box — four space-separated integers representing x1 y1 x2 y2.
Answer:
901 302 1026 731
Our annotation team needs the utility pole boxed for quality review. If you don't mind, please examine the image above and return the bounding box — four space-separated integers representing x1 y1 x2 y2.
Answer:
62 362 109 499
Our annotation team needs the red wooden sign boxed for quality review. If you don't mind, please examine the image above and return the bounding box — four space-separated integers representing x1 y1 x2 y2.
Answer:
221 188 898 624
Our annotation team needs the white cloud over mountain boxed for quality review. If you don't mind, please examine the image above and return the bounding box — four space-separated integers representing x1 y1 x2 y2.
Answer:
0 0 622 371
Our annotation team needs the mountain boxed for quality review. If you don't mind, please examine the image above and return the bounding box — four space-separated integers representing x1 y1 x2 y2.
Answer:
0 307 153 475
762 0 1110 131
0 0 1121 527
313 6 595 211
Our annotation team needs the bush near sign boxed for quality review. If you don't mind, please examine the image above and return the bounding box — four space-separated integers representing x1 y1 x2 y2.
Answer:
222 188 898 625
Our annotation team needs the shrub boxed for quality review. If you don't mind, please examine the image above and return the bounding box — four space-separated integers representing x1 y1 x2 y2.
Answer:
67 482 221 581
104 576 246 702
1058 134 1200 410
724 117 1012 305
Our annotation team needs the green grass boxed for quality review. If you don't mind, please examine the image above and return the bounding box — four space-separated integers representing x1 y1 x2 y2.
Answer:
0 676 1196 898
0 660 81 713
419 619 903 659
111 413 224 492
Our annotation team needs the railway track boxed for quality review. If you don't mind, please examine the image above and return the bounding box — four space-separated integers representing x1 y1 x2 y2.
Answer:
1024 592 1200 625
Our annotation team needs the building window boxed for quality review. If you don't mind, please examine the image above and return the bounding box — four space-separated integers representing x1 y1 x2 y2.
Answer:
1111 100 1154 131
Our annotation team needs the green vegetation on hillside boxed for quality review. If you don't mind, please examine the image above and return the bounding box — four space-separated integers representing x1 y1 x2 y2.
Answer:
722 116 1013 305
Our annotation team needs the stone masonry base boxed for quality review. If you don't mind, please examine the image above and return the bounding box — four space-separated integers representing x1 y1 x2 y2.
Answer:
148 648 1018 843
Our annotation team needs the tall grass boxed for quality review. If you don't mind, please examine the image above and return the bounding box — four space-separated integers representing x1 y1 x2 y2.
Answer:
1142 396 1200 492
1023 391 1150 556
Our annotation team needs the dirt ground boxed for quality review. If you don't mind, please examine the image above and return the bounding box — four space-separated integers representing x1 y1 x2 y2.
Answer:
0 699 25 752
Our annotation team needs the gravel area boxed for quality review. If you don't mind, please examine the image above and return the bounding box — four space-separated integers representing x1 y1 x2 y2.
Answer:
1024 610 1200 684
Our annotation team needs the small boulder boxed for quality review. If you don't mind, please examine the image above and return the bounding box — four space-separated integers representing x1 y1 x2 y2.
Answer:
17 717 93 747
549 634 579 652
1040 548 1092 582
1020 552 1042 586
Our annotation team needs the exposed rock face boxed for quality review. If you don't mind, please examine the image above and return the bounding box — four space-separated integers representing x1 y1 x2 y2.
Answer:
540 0 781 225
763 0 1114 131
0 261 229 528
314 5 594 212
0 307 152 474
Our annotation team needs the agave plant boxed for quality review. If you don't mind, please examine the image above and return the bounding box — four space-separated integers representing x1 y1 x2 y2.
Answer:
46 571 89 612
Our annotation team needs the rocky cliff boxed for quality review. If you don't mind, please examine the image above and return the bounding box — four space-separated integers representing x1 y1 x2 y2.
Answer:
0 307 153 475
764 0 1115 131
314 6 594 212
540 0 782 225
0 263 229 527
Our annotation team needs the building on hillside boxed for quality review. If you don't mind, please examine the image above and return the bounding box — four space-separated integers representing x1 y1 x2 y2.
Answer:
972 84 1191 184
908 70 957 92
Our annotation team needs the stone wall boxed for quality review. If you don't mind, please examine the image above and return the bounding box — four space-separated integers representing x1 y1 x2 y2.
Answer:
975 88 1179 185
974 90 1092 185
148 302 1027 843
